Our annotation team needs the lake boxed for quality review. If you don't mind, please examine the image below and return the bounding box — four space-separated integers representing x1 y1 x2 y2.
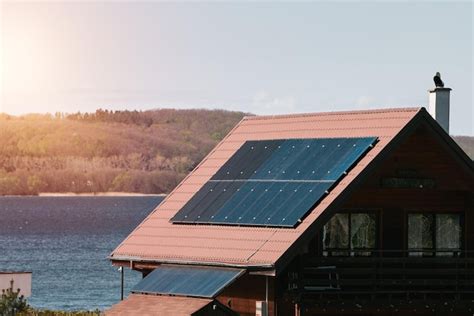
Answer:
0 196 164 311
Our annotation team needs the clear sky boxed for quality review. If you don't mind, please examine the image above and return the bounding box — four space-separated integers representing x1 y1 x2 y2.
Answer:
1 1 472 135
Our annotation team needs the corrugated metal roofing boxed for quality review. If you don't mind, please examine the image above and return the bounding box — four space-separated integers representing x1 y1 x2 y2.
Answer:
110 107 421 267
132 265 244 298
104 294 212 316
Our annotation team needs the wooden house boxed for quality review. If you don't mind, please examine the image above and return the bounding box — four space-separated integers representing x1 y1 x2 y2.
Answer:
107 87 473 315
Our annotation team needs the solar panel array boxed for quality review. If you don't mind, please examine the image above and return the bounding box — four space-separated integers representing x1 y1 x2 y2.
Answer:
171 137 377 228
131 265 244 298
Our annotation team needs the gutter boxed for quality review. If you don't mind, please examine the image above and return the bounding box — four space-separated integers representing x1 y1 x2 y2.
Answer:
109 255 275 272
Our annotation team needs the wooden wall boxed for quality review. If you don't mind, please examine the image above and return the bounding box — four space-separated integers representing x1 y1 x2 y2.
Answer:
217 273 276 316
335 125 473 252
275 125 473 315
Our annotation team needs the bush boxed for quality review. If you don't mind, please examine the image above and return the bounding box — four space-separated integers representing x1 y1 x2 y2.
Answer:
0 280 29 316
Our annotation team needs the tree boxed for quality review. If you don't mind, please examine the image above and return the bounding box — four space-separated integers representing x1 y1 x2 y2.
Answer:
27 175 45 195
0 280 29 316
0 172 20 195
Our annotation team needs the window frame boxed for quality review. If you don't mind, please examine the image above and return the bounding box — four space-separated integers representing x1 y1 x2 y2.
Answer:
322 210 380 257
406 211 464 257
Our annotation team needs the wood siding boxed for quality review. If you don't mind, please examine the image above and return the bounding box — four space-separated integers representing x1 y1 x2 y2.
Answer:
341 125 473 252
278 125 474 315
217 274 275 316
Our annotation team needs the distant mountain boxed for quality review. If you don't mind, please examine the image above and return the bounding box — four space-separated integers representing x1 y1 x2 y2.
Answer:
453 136 474 160
0 109 472 195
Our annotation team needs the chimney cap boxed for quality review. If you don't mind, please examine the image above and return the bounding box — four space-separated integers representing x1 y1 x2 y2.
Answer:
429 87 452 93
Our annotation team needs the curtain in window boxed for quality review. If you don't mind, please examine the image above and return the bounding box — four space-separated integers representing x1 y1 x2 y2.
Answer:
408 213 461 256
323 213 349 249
323 213 376 256
350 213 376 251
436 214 461 256
408 213 433 254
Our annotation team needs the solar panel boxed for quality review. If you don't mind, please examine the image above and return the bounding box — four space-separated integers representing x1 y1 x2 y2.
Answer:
211 140 284 180
131 265 244 298
171 137 377 227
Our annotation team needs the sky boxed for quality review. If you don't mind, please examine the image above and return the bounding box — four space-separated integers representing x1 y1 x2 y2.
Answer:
0 1 473 135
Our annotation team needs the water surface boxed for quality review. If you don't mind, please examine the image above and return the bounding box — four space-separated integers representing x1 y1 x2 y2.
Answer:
0 196 163 311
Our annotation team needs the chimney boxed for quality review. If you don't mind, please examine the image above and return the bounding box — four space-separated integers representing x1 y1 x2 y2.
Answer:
428 73 451 134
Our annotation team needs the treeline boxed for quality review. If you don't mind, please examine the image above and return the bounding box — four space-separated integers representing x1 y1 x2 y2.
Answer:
0 109 246 195
0 109 472 196
66 109 154 126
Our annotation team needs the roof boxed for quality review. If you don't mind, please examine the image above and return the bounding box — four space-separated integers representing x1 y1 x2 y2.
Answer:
104 294 212 316
110 107 423 268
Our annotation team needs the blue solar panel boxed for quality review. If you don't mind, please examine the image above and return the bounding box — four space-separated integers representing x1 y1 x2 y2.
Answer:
171 137 377 227
131 265 244 298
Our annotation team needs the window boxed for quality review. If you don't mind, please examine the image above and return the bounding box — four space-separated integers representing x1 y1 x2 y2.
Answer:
407 213 462 256
323 212 377 256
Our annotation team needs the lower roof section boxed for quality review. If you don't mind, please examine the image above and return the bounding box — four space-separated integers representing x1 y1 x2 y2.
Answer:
132 265 244 298
104 294 213 316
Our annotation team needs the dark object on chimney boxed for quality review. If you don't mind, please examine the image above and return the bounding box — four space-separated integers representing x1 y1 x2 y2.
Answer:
433 72 444 88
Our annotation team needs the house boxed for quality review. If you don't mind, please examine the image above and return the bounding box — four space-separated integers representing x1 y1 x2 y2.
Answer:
106 83 473 315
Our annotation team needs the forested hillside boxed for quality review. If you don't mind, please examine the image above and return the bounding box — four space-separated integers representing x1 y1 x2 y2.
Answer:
0 109 246 195
453 136 474 160
0 109 472 196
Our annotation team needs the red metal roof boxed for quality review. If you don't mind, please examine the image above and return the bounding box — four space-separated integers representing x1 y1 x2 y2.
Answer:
110 108 421 268
104 294 212 316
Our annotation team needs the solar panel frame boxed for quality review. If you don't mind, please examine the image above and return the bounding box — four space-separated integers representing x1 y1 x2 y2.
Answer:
171 137 377 228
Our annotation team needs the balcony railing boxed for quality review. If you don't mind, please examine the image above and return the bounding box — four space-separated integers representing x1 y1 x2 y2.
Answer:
298 250 474 301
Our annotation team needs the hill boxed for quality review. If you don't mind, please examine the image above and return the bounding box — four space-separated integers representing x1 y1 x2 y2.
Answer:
453 136 474 160
0 109 472 196
0 109 246 195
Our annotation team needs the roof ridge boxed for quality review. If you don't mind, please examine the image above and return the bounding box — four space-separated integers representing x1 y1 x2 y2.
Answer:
243 107 422 121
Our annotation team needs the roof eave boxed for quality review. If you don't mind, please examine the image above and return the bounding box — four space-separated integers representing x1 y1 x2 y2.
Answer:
109 256 274 271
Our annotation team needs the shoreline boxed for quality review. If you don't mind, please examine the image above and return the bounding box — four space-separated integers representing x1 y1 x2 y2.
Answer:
2 192 166 197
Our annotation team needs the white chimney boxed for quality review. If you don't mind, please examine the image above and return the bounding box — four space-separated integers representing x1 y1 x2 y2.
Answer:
428 73 451 134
